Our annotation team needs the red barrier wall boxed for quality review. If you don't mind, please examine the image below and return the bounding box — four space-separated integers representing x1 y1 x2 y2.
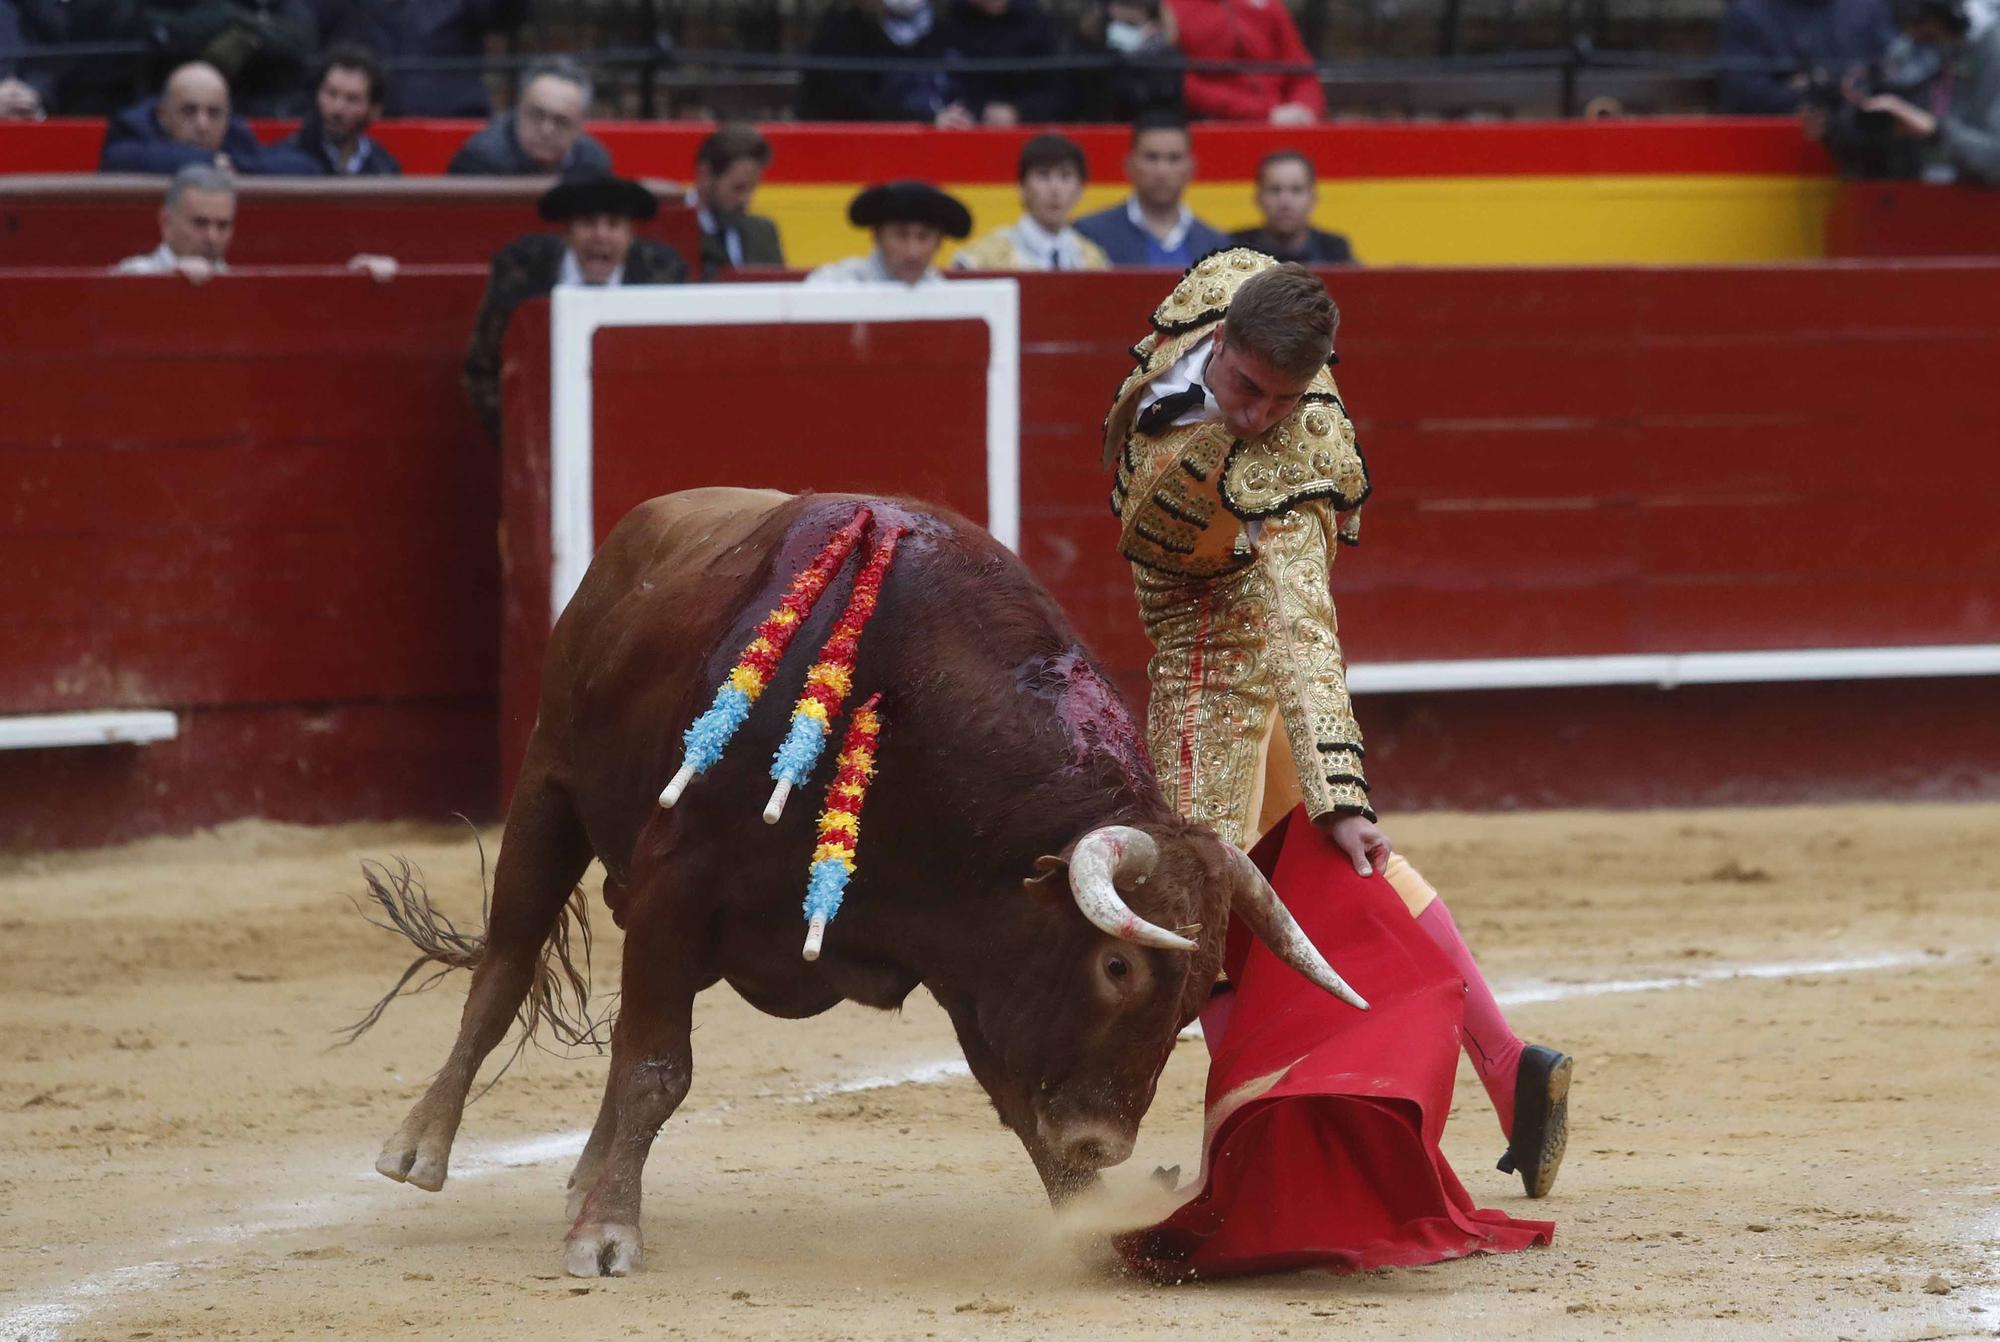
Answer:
1825 181 2000 258
0 267 498 848
499 263 2000 810
0 177 704 272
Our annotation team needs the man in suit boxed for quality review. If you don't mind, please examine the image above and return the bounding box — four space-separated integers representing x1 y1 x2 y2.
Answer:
464 174 688 442
1073 111 1231 268
686 124 785 278
1229 149 1354 264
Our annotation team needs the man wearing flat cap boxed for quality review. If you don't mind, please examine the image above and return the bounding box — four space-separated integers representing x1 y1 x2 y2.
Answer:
805 180 972 287
464 173 690 442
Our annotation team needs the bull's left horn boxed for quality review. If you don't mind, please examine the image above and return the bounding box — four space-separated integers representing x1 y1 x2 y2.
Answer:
1226 845 1369 1010
1068 827 1197 952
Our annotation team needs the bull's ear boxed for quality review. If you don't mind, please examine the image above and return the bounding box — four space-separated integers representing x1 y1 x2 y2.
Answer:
1023 855 1069 906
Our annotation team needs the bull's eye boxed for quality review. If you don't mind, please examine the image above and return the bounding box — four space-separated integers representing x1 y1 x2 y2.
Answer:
1106 956 1129 980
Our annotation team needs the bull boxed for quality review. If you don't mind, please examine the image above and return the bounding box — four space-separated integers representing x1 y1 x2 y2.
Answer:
357 487 1361 1278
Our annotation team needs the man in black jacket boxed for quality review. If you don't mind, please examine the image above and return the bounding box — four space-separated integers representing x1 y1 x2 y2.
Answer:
311 0 526 117
1717 0 1896 113
1229 149 1355 264
449 55 612 175
464 174 688 442
797 0 950 122
936 0 1065 125
99 61 265 173
264 44 401 175
686 123 784 277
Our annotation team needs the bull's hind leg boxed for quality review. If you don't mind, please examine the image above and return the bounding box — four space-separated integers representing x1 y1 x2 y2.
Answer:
376 757 593 1192
563 906 704 1276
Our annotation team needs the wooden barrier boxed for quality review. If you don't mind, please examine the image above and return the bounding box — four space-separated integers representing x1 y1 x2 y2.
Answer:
1825 181 2000 258
0 266 497 848
499 263 2000 810
0 176 705 273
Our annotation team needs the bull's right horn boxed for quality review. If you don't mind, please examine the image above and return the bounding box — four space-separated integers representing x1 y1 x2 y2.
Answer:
1226 845 1369 1010
1068 827 1197 952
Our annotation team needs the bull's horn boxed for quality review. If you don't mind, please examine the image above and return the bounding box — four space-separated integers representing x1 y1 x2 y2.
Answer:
1226 845 1369 1010
1068 827 1197 951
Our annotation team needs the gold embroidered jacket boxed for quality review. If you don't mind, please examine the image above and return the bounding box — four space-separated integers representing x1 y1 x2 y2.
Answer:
1106 248 1376 823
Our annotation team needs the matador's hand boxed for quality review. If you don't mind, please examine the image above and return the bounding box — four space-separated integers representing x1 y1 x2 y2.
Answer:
1315 812 1392 877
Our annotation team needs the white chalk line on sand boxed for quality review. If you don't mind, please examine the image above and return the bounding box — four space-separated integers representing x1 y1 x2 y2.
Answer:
2 942 1985 1342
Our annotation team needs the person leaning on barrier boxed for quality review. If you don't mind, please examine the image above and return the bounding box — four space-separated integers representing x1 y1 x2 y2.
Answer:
1229 149 1354 265
310 0 527 117
263 44 401 175
1073 111 1230 267
448 56 612 176
686 123 784 278
116 162 237 281
1836 0 2000 183
1716 0 1896 114
463 174 688 443
99 61 265 174
953 132 1109 270
806 180 971 286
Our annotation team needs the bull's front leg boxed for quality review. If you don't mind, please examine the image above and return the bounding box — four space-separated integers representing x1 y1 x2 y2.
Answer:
563 918 700 1277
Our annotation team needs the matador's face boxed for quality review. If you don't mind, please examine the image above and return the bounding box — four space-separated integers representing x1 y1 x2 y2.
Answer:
1206 330 1317 440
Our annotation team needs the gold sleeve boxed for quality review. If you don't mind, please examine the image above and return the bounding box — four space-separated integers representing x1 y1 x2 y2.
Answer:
1254 499 1374 822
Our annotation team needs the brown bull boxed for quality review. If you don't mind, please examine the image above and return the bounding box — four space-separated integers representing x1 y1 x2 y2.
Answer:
359 487 1361 1278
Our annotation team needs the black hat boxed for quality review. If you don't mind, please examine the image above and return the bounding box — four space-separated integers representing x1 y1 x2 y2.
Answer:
538 173 659 223
847 181 973 239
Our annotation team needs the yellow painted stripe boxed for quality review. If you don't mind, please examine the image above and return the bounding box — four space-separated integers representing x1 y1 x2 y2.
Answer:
760 175 1836 270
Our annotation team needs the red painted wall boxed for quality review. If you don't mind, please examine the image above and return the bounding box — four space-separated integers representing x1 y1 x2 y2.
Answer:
499 263 2000 810
0 267 499 848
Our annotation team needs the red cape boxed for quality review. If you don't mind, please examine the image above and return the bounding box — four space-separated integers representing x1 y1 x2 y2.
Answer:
1118 808 1554 1278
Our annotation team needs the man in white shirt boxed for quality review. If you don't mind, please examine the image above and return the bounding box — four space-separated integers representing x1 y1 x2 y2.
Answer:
953 134 1110 272
806 180 971 287
115 163 235 283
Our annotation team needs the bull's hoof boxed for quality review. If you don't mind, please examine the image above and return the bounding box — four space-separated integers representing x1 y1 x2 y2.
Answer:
565 1223 642 1277
375 1120 454 1191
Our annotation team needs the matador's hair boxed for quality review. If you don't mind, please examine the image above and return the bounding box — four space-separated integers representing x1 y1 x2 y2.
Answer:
1223 263 1338 381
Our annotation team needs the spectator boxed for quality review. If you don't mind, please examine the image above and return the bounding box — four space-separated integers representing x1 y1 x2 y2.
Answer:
935 0 1066 126
797 0 950 123
1073 111 1230 266
806 180 971 286
1166 0 1323 124
954 132 1110 269
464 174 687 440
1229 149 1354 263
448 57 612 176
145 0 319 115
1717 0 1896 114
1852 0 2000 182
100 62 264 174
311 0 526 117
0 0 48 119
115 162 236 281
1073 0 1184 122
686 123 785 278
263 44 401 175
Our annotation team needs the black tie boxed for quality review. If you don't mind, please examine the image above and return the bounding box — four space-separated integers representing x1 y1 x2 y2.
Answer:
1136 383 1208 435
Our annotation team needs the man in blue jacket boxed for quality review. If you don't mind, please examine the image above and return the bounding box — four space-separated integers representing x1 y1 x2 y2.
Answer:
99 62 264 174
263 45 402 175
447 56 612 176
1074 111 1231 267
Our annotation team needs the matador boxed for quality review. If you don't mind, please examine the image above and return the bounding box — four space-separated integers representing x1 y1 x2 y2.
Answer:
1105 249 1572 1197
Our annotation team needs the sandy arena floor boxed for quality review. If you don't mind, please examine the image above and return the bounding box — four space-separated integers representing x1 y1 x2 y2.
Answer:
1 804 1996 1342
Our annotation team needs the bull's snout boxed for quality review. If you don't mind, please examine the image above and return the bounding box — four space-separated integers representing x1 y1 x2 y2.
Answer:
1056 1120 1136 1171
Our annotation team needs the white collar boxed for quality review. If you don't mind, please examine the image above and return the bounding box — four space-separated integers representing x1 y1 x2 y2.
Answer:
557 247 624 288
1135 339 1221 427
1011 214 1087 268
1126 196 1193 251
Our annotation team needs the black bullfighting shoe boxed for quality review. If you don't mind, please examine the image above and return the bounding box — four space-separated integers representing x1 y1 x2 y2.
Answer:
1496 1044 1572 1198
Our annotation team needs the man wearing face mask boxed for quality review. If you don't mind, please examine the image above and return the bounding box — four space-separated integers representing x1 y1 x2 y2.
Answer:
686 124 785 278
952 133 1109 270
805 180 972 286
1079 0 1185 121
797 0 952 122
1105 250 1573 1206
463 174 688 442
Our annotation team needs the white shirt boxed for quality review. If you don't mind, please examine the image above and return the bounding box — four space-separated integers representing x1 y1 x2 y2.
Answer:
1007 216 1096 270
1135 338 1221 428
1125 196 1195 253
803 250 943 288
114 242 225 275
557 247 624 288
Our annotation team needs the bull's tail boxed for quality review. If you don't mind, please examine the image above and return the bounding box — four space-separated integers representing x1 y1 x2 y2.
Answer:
339 836 605 1058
